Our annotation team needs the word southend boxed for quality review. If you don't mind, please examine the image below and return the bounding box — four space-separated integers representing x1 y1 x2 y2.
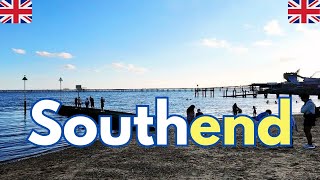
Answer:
28 97 293 148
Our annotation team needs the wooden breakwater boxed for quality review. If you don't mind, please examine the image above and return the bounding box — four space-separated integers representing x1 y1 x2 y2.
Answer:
58 106 155 131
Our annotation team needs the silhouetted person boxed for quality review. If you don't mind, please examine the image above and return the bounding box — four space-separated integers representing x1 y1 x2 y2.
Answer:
85 98 89 108
75 97 78 108
196 109 203 117
266 100 269 104
187 105 195 123
300 94 316 149
90 96 94 108
77 97 81 108
275 101 278 104
101 97 105 112
253 106 257 117
233 103 240 115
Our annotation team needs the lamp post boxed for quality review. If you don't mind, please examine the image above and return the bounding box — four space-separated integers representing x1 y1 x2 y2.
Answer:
22 75 28 115
59 77 63 102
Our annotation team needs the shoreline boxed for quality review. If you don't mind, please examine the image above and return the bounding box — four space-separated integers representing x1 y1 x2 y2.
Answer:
1 114 319 179
1 113 305 164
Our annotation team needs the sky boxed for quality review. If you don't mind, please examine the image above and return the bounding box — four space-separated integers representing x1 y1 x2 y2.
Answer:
1 0 320 90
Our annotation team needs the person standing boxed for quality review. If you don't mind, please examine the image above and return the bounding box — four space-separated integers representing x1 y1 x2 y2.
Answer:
300 94 316 149
90 96 94 108
101 97 105 112
77 97 81 108
75 97 78 108
186 105 195 123
253 106 257 117
85 98 89 108
233 103 240 116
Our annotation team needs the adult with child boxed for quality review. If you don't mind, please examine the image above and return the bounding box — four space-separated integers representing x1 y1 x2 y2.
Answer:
300 94 316 149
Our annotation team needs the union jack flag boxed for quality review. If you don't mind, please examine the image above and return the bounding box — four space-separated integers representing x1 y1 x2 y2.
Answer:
0 0 32 24
288 0 320 23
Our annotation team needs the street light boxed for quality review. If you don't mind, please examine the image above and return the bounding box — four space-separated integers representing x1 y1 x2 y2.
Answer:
59 77 63 102
22 75 28 115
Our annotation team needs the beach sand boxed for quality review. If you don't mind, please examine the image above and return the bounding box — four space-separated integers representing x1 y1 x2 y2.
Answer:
0 115 319 179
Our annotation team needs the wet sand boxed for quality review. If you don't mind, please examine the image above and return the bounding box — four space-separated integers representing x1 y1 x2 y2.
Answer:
0 115 319 179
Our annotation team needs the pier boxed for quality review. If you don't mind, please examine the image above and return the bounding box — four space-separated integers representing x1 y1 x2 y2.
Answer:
2 84 319 99
216 86 258 98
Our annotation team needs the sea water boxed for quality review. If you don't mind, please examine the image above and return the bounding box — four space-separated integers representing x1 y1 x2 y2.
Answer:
0 91 318 162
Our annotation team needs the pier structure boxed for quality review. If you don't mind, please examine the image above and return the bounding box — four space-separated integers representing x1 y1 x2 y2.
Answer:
221 86 258 98
194 87 215 98
3 84 319 99
1 86 256 98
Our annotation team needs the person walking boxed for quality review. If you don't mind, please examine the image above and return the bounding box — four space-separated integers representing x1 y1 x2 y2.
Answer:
300 94 316 149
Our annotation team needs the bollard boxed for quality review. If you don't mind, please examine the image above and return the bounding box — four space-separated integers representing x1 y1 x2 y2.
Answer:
24 100 27 115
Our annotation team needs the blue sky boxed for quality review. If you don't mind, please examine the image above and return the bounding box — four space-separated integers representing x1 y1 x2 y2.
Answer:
1 0 320 89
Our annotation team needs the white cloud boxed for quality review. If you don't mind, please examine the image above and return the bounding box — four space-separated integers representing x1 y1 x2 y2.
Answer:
264 20 284 36
36 51 73 59
200 38 249 54
57 52 73 59
64 64 76 70
112 62 148 74
36 51 54 57
12 48 26 54
230 47 249 54
200 38 230 48
253 40 273 47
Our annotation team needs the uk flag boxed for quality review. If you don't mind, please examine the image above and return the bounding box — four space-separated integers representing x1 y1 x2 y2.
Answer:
0 0 32 24
288 0 320 23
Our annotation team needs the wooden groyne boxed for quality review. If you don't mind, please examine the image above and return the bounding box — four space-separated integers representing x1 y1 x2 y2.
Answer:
58 106 155 131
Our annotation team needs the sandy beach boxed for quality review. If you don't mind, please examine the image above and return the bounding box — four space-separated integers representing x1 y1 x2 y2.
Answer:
0 114 319 179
